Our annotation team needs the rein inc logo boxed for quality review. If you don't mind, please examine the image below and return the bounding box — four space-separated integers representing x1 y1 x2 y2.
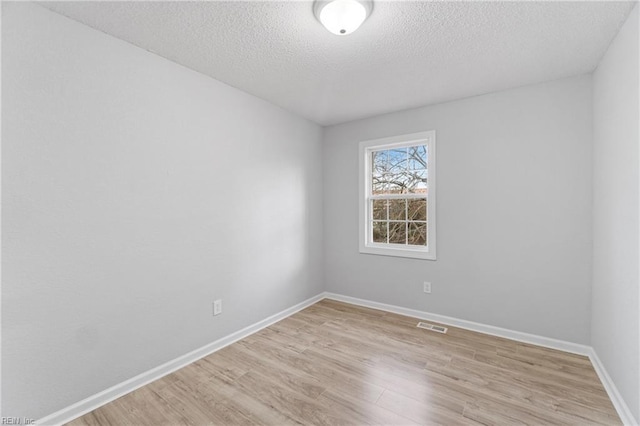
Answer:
1 418 34 425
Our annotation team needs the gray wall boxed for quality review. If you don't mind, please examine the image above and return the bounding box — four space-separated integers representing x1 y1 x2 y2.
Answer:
2 3 323 419
323 75 593 344
592 5 639 421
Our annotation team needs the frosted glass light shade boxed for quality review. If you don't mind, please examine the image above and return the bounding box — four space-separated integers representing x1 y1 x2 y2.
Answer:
314 0 372 36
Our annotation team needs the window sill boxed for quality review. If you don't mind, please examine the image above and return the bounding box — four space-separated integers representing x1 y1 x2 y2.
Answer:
359 244 436 260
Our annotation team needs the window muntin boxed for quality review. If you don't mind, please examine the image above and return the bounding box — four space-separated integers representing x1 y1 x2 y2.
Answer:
359 131 436 260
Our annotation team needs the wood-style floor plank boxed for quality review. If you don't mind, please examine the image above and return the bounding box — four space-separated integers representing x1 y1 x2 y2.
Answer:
67 300 621 425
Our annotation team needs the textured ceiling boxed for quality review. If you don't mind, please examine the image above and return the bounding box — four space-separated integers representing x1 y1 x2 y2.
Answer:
39 1 636 126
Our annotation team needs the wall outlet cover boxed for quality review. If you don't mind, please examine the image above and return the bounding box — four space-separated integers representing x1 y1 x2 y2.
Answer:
213 300 222 316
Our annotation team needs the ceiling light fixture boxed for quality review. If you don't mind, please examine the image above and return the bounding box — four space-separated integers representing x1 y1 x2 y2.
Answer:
313 0 373 36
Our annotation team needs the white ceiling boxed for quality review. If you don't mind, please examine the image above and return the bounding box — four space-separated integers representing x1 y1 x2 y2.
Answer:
39 1 636 126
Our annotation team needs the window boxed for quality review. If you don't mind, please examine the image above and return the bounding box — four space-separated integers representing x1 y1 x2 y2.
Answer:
359 131 436 260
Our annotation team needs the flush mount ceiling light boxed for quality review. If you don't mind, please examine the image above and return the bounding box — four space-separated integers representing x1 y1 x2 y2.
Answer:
313 0 373 36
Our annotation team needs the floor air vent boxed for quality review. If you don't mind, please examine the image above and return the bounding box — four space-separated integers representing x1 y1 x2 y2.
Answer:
417 322 448 334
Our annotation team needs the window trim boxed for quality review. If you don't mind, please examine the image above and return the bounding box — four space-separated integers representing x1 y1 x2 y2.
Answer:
358 130 436 260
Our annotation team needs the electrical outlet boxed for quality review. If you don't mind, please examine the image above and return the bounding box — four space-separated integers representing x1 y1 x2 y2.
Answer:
423 282 432 293
213 299 222 316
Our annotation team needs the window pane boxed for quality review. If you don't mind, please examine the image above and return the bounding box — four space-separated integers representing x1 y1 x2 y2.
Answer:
388 199 406 221
407 198 427 221
372 200 387 220
387 170 413 194
372 221 388 243
407 170 427 194
389 222 407 244
408 222 427 246
388 148 407 173
408 145 427 170
387 179 404 194
372 150 387 175
372 174 388 195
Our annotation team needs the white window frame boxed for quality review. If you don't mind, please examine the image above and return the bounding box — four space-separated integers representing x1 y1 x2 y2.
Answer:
359 130 436 260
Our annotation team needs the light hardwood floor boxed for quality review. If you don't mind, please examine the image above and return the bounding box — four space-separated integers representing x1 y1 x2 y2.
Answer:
68 300 621 425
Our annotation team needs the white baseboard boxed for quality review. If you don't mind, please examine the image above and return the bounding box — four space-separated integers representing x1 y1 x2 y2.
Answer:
588 349 638 426
323 292 591 355
35 293 326 426
324 292 637 425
